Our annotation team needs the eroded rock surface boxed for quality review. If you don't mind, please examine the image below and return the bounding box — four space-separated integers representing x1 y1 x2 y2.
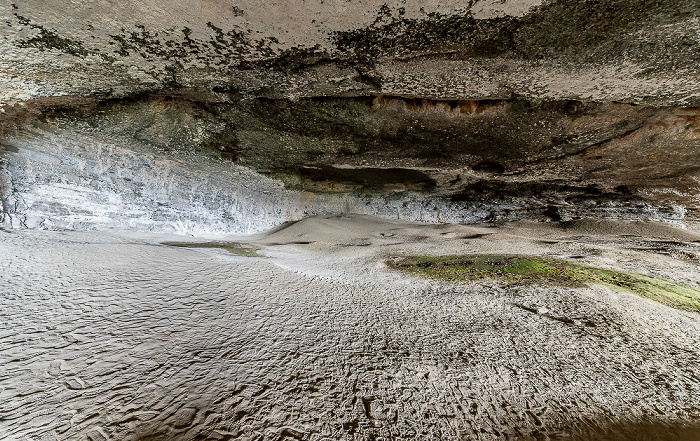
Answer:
2 0 700 105
1 117 693 235
1 0 700 229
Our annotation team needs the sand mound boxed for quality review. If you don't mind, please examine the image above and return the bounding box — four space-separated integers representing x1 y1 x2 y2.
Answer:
255 214 494 247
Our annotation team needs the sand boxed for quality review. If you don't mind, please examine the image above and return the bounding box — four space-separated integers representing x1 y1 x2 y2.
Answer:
1 215 700 440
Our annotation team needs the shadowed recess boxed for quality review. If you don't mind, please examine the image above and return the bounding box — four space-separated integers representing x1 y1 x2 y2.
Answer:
294 165 437 191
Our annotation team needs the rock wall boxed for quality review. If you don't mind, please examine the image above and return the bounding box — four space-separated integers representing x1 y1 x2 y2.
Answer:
1 0 699 232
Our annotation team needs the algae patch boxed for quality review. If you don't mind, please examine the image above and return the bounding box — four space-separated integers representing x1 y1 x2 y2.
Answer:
388 255 700 313
163 241 263 257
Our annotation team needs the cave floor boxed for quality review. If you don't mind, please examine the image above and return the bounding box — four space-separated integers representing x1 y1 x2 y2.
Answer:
2 215 700 441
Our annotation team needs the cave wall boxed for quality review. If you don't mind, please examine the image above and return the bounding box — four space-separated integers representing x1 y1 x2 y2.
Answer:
1 0 699 231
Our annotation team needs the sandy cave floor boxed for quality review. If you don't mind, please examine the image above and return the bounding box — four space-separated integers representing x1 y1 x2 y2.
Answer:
1 215 700 441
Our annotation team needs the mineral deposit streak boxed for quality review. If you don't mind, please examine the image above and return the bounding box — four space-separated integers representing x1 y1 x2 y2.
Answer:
1 225 699 441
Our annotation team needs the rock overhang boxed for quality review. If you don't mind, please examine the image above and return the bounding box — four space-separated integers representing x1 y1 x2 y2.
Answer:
1 0 699 230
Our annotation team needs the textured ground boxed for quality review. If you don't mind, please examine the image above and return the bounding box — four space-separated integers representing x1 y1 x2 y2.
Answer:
2 216 700 440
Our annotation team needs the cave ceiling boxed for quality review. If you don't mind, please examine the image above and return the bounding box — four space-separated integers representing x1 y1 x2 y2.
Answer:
1 0 699 224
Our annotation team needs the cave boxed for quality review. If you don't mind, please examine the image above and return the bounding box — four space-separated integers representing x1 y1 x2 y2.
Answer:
1 1 700 440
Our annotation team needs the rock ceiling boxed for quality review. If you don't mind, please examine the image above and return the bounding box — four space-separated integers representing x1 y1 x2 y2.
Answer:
1 0 699 227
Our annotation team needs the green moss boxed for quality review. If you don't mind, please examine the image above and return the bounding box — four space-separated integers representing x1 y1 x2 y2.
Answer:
163 241 263 257
388 255 700 313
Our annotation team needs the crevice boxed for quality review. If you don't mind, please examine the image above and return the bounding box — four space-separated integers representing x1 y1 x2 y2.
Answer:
287 165 437 192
